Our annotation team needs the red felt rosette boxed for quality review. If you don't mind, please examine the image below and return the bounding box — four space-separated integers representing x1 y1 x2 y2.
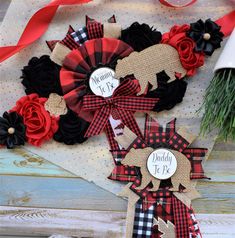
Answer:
161 24 205 76
11 94 58 146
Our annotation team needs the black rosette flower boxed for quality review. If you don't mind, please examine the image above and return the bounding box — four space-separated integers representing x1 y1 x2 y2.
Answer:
0 111 26 149
120 22 162 52
21 55 63 98
188 19 224 56
54 110 90 145
146 71 187 112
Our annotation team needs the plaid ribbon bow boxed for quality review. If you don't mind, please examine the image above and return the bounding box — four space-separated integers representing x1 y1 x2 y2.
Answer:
83 79 159 137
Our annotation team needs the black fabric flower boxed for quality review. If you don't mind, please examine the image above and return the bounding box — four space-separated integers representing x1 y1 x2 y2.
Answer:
54 110 90 145
0 111 26 149
188 19 224 56
146 71 187 112
120 22 162 52
21 55 63 98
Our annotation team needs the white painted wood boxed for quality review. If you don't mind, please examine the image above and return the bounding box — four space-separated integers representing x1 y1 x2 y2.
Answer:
0 206 235 238
0 206 126 238
198 214 235 238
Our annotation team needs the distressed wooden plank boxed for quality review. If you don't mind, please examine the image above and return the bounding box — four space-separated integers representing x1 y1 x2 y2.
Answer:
193 181 235 214
0 147 234 181
0 148 75 177
0 235 44 238
213 139 235 151
0 206 126 238
0 236 45 238
198 214 235 238
0 206 235 237
205 151 235 182
0 175 235 214
0 175 127 211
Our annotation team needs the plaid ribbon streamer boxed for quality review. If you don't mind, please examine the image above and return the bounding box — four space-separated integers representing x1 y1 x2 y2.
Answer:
172 195 190 238
83 80 159 137
133 200 155 238
105 121 120 151
134 192 192 238
188 207 202 238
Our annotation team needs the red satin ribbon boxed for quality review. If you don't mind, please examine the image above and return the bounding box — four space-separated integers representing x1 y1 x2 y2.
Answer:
216 10 235 37
159 0 197 8
0 0 234 63
0 0 91 63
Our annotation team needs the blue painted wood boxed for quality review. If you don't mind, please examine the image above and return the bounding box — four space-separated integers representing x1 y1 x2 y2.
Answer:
0 148 75 177
0 175 127 211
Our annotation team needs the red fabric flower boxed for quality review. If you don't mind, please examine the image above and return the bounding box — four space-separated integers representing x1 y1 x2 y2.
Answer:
11 94 58 146
161 24 205 76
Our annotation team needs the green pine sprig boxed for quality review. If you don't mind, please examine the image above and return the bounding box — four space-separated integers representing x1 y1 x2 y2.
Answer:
200 68 235 141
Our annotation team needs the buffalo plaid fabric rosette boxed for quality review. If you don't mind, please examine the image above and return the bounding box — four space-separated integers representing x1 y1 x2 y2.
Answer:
60 38 159 149
60 37 133 115
109 114 207 237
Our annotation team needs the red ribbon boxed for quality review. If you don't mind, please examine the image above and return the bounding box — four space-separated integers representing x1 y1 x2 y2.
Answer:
159 0 197 8
0 0 234 63
0 0 91 63
216 10 235 37
82 80 159 138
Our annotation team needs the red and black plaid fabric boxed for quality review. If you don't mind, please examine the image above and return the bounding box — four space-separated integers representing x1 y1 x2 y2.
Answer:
130 178 172 212
105 121 120 151
108 149 138 182
130 136 148 150
108 135 146 182
61 33 80 50
188 207 202 238
168 131 189 153
172 195 189 238
46 40 59 51
86 15 117 25
108 114 207 238
151 194 174 238
82 79 158 137
60 38 133 115
87 20 103 39
109 114 208 184
46 25 79 51
144 114 176 148
184 148 208 179
86 15 117 39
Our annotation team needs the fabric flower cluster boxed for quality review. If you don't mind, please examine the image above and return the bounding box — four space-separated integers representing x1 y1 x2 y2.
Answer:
161 19 223 76
0 16 224 150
